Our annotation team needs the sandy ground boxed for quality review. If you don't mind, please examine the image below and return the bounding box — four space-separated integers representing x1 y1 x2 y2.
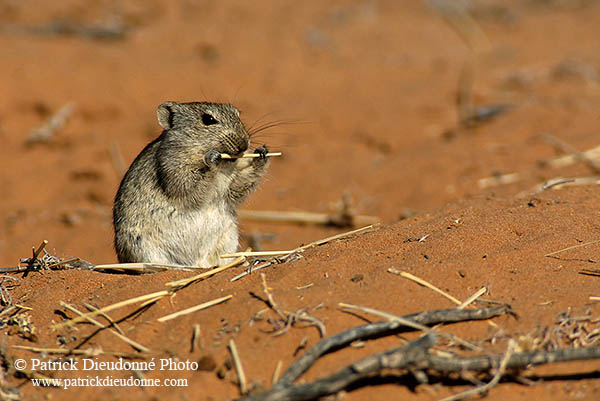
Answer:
1 1 600 400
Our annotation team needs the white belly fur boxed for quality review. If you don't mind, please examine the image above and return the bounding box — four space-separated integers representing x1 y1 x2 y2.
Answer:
142 201 238 267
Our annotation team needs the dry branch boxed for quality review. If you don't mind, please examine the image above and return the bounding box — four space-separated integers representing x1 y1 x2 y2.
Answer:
439 339 516 401
274 305 510 389
243 335 600 401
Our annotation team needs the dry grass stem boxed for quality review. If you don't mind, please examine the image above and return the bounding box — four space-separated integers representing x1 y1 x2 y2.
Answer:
458 287 487 310
550 143 600 168
297 224 378 251
221 250 295 258
165 256 246 287
429 0 490 53
295 283 314 290
92 262 205 273
541 178 577 191
339 303 433 332
109 141 127 177
272 360 283 386
12 345 145 359
238 209 379 227
61 302 150 352
261 273 284 320
46 257 81 269
229 226 377 281
478 172 521 189
220 152 282 159
544 135 600 174
223 224 378 260
191 324 201 352
229 338 248 395
82 301 124 335
33 240 49 259
157 295 233 323
390 270 462 305
52 289 170 330
26 102 75 145
516 176 600 198
259 273 326 337
391 270 498 329
545 239 600 257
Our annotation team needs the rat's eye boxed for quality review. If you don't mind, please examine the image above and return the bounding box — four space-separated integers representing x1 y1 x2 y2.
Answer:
201 113 218 126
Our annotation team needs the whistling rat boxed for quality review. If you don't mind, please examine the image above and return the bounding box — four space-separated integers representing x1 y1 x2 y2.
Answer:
113 101 270 267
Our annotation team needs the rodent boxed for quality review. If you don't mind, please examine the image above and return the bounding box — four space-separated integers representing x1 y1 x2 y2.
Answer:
112 101 270 267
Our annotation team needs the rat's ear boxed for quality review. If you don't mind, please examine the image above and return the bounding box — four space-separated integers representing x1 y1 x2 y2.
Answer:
157 101 178 129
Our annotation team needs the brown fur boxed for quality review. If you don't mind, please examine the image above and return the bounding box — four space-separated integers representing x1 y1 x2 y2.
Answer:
113 101 269 267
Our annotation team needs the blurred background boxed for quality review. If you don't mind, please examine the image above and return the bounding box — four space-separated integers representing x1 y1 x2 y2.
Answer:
1 0 599 265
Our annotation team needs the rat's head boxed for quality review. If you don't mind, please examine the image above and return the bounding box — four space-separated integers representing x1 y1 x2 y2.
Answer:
157 101 250 158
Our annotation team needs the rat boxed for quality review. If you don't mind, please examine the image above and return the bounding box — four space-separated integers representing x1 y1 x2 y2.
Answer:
113 101 270 267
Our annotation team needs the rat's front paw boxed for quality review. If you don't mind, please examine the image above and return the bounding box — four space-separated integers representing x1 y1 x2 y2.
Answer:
254 145 269 160
204 149 222 166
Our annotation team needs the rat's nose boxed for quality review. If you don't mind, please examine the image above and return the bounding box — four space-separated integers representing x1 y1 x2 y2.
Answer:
235 138 248 154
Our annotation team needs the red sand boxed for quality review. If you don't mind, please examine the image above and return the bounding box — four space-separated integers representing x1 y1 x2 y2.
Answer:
1 1 600 400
